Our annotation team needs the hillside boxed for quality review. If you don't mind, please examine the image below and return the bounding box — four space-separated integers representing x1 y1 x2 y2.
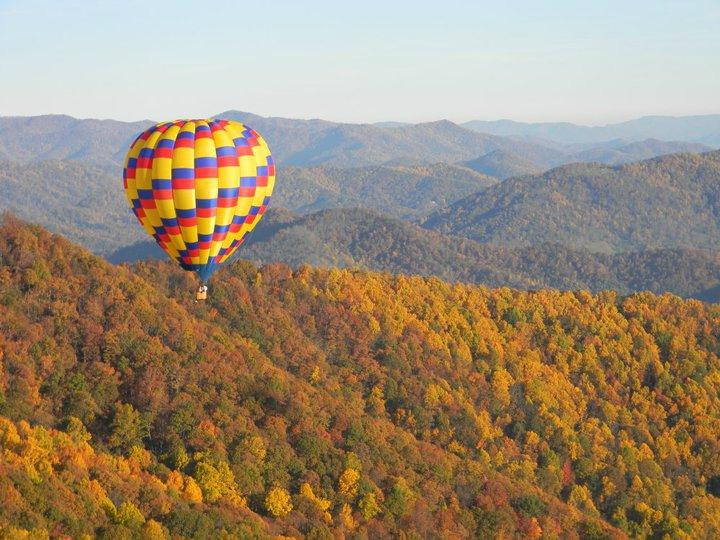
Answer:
0 159 493 256
0 115 149 170
570 139 712 166
0 160 143 253
424 151 720 252
461 150 545 179
2 217 720 537
460 140 714 180
110 208 720 300
274 163 496 218
462 114 720 146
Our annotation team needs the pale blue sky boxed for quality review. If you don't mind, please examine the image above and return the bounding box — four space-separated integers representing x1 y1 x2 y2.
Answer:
1 0 718 124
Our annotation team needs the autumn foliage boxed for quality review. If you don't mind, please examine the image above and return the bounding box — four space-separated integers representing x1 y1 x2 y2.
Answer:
0 215 719 538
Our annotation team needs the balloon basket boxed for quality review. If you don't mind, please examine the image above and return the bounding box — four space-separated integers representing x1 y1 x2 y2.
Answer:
196 284 208 301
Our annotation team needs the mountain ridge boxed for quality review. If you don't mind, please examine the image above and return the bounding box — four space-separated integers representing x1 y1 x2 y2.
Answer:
423 150 720 253
2 112 716 175
462 114 720 145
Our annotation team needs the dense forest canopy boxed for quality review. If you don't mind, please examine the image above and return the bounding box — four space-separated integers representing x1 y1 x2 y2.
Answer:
1 216 719 538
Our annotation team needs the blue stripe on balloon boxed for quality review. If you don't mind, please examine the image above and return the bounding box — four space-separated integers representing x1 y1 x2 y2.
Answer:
195 157 217 168
172 168 195 179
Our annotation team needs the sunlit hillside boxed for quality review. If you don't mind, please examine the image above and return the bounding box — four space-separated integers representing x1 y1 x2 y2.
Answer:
1 216 719 538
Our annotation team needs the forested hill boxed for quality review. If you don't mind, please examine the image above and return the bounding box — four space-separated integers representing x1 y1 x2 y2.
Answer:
0 160 139 254
110 207 720 301
0 115 148 169
272 163 497 219
0 159 494 255
2 217 720 538
424 150 720 252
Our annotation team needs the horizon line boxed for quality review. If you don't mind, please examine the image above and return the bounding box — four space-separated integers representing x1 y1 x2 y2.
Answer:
1 110 720 128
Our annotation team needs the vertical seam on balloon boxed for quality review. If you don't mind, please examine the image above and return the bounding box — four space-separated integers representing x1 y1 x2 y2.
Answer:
173 120 198 266
152 123 186 262
136 126 163 241
231 122 258 246
194 119 218 267
209 121 240 260
144 125 179 259
222 121 255 262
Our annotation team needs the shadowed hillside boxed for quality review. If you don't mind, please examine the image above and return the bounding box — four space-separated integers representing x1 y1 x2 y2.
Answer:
460 140 714 180
110 207 720 300
0 159 492 255
2 216 720 537
0 160 142 253
424 151 720 252
274 163 496 218
461 150 545 179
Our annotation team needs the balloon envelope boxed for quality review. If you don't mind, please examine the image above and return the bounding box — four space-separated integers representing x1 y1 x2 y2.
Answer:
122 119 275 282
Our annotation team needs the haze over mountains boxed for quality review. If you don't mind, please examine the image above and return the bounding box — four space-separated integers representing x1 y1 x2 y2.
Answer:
1 111 714 173
0 159 495 254
1 111 720 299
0 159 138 253
218 111 568 168
462 114 720 146
0 114 148 169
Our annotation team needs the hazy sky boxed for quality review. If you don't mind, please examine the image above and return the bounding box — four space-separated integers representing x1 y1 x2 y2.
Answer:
1 0 718 124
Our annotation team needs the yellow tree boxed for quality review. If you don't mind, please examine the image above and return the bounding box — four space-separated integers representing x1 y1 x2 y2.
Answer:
265 487 293 518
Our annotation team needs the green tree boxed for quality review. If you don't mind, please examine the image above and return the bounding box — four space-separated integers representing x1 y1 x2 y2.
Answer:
108 403 148 454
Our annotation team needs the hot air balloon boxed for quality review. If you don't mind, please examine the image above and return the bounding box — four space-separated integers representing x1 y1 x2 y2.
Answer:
122 119 275 300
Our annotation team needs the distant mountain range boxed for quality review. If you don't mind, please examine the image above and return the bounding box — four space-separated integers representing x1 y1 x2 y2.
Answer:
5 148 720 259
424 150 720 252
567 138 711 165
1 112 714 176
0 114 148 169
217 111 566 168
108 207 720 300
462 114 720 146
